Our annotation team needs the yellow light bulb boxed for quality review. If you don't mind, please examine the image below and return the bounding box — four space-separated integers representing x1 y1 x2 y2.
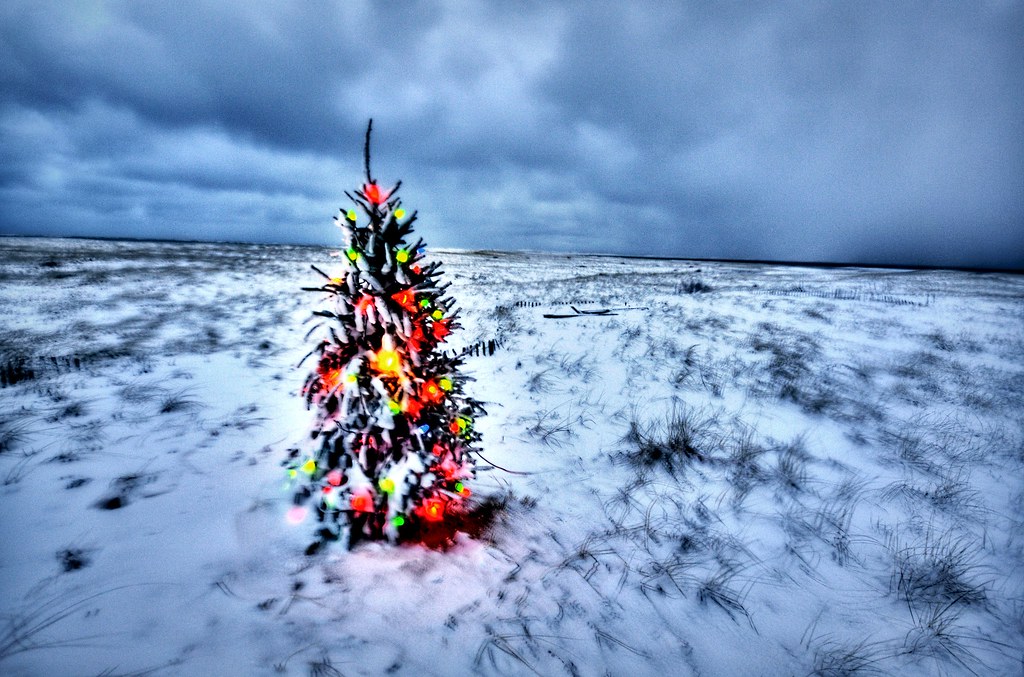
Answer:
375 348 401 375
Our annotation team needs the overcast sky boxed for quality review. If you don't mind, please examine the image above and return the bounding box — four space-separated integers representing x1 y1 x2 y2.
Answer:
1 1 1021 268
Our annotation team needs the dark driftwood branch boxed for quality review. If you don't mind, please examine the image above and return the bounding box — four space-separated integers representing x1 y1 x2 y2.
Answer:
542 305 648 319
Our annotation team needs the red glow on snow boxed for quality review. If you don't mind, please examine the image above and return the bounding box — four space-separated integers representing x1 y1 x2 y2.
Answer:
403 397 423 419
326 469 343 486
432 443 445 456
363 183 390 205
286 506 308 524
356 295 375 314
350 492 373 513
439 457 461 480
320 368 343 391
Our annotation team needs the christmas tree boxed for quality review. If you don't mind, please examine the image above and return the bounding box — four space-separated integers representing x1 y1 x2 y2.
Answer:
286 120 484 549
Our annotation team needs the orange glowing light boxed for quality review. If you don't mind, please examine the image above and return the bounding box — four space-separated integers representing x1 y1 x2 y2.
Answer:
321 368 343 391
422 380 444 404
421 497 446 522
350 491 373 513
391 289 417 312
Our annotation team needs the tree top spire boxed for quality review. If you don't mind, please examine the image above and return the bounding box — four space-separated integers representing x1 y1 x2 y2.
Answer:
364 119 374 184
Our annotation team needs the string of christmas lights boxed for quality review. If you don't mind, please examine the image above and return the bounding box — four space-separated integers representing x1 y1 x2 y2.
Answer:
285 120 485 549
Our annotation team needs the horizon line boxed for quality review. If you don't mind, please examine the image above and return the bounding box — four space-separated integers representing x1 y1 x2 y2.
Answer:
2 233 1020 276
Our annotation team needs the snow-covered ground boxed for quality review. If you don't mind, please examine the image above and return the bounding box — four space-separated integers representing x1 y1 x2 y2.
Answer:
1 236 1022 676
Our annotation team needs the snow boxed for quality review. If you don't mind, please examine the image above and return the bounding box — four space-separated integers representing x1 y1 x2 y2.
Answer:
1 236 1022 676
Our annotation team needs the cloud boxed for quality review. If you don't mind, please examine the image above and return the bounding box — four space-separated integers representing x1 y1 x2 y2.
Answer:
1 0 1021 268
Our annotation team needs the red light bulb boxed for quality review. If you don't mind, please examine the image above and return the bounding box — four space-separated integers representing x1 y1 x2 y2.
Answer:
350 491 373 513
421 497 445 522
391 289 417 312
403 397 423 419
432 320 451 341
422 380 444 404
363 182 391 205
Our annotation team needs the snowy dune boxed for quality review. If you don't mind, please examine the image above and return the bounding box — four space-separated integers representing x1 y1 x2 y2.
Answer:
1 236 1022 676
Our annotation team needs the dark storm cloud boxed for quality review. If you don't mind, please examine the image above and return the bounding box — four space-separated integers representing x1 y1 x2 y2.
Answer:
1 1 1021 268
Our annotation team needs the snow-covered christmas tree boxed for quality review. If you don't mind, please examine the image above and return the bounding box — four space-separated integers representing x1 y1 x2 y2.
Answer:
286 120 484 549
